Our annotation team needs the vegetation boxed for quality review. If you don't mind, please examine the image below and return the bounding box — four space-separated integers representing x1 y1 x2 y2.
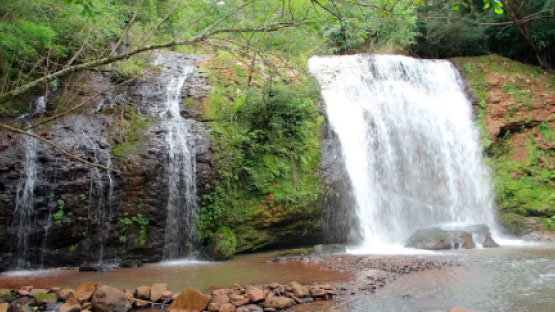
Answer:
209 226 237 260
456 55 555 232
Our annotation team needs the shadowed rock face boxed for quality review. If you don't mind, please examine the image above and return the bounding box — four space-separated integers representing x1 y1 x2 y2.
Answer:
0 53 215 270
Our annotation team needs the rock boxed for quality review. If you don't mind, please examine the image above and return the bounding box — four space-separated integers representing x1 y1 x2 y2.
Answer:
58 289 75 301
236 304 263 312
219 303 236 312
161 290 173 299
34 292 57 305
309 286 326 298
29 289 48 297
91 285 131 312
314 244 346 254
58 296 81 312
213 294 230 305
522 231 542 241
366 269 387 281
17 288 29 296
78 264 111 272
150 283 167 302
294 297 313 304
50 287 61 293
263 296 294 309
405 227 476 250
229 294 250 306
245 286 264 303
0 303 8 312
289 282 309 298
460 224 499 248
207 302 220 311
135 286 151 300
168 287 210 312
74 282 99 303
449 307 473 312
263 309 276 312
212 289 233 296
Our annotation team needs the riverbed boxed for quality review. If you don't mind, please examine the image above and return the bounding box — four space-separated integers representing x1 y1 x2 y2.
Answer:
1 244 554 312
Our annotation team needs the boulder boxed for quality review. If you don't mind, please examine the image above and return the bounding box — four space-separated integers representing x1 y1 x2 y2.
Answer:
212 294 230 305
449 307 473 312
245 286 264 303
150 283 167 302
405 227 476 250
58 296 81 312
459 224 499 248
314 244 346 254
91 285 131 312
309 286 327 298
168 287 210 312
263 296 294 310
288 282 309 298
135 286 151 300
0 303 8 312
74 282 99 303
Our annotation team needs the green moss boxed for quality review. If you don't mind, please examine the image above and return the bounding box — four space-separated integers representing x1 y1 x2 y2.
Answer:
456 55 555 232
274 247 315 257
210 226 237 260
109 105 155 160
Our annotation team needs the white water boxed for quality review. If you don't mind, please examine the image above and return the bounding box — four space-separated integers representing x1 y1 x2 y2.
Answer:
141 52 198 259
310 54 496 253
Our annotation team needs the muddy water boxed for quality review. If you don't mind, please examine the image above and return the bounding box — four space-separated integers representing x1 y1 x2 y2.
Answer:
344 244 555 312
0 252 351 292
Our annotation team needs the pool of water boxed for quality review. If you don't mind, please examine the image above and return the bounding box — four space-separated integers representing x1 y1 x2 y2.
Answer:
0 252 351 292
344 243 555 312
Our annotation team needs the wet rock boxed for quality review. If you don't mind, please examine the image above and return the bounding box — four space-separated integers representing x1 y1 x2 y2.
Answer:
236 304 263 312
459 224 499 248
263 296 294 310
74 282 99 303
91 285 131 312
150 283 167 302
168 287 210 312
405 227 475 250
245 286 264 303
289 282 309 298
78 264 111 272
294 297 314 304
135 286 150 300
314 244 346 254
219 303 237 312
308 286 326 298
58 296 81 312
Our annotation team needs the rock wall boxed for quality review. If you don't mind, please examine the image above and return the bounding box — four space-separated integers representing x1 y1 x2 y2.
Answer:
0 55 215 270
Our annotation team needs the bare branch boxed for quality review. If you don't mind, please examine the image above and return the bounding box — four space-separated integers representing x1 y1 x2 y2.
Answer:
0 122 122 173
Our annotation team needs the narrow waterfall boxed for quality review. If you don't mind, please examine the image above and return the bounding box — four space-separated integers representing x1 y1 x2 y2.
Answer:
12 135 38 268
310 54 495 251
139 52 198 259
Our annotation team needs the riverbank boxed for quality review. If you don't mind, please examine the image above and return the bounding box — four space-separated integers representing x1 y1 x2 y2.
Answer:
0 250 459 311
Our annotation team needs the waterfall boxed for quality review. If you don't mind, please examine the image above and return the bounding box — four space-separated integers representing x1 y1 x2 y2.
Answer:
12 135 38 268
139 52 198 259
309 54 495 252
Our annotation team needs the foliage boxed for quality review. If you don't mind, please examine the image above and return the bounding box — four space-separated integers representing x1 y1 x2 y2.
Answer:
209 226 237 260
119 213 149 246
53 199 65 226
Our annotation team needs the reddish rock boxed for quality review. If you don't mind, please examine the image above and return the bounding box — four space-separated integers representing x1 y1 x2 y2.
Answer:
17 288 29 296
236 304 262 312
220 303 237 312
91 285 131 312
59 296 81 312
229 294 250 306
74 282 99 303
50 287 61 293
207 302 220 311
135 286 151 300
213 294 230 305
309 286 326 297
289 282 309 298
212 289 233 296
162 290 174 299
263 296 294 310
245 286 264 303
58 289 75 301
0 303 8 312
168 287 210 312
150 283 168 302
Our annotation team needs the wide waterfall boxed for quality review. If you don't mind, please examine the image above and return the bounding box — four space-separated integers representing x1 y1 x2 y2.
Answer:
139 52 198 259
310 54 496 252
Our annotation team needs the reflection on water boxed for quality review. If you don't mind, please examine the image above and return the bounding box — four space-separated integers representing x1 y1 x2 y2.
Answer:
345 244 555 312
0 253 351 292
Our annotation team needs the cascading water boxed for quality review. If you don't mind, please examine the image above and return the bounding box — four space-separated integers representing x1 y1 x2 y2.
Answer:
12 134 38 268
309 54 496 252
139 52 198 259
